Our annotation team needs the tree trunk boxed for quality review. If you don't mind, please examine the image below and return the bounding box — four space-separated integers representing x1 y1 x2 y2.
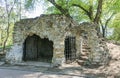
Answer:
100 13 115 38
101 25 106 37
2 17 10 53
94 0 103 24
2 0 15 53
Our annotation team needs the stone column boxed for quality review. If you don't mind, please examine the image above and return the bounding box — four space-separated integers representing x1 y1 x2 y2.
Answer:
5 43 23 64
52 39 65 66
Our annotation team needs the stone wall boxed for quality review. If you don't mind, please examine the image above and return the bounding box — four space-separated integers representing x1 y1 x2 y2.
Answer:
76 22 110 66
5 14 78 66
5 14 110 66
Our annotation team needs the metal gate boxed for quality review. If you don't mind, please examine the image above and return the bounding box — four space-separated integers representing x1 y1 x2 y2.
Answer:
64 36 76 63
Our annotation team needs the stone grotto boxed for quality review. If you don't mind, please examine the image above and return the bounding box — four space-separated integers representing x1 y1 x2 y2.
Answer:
5 14 110 66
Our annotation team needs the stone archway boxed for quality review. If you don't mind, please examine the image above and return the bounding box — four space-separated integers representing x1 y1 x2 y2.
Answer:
23 34 53 63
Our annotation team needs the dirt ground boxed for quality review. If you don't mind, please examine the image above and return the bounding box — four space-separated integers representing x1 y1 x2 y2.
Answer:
0 62 99 78
0 42 120 78
0 68 84 78
98 42 120 77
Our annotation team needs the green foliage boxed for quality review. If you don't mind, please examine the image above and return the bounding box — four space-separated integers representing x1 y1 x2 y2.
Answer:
110 0 120 12
69 7 90 22
46 6 61 14
109 13 120 41
0 0 22 48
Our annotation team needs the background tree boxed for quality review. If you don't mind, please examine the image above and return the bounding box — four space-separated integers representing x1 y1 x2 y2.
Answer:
0 0 25 53
109 13 120 41
45 0 119 37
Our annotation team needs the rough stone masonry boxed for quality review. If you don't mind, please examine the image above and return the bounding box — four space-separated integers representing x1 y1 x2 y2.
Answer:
5 14 110 66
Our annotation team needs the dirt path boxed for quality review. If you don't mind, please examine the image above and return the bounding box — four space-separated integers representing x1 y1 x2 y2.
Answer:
0 63 104 78
0 68 85 78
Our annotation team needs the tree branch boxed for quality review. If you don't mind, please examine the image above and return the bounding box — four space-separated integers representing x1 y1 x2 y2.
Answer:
105 13 115 27
89 5 93 21
47 0 71 18
72 4 92 20
72 4 89 14
72 4 95 21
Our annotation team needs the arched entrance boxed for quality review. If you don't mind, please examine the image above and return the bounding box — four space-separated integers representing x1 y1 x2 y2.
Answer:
23 34 53 63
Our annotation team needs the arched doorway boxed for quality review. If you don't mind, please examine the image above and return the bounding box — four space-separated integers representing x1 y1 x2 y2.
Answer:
23 34 53 63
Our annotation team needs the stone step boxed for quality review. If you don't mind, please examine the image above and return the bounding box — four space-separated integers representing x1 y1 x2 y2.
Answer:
82 44 91 48
84 47 91 49
76 59 85 65
82 44 88 47
80 52 89 56
80 56 89 60
82 49 89 52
